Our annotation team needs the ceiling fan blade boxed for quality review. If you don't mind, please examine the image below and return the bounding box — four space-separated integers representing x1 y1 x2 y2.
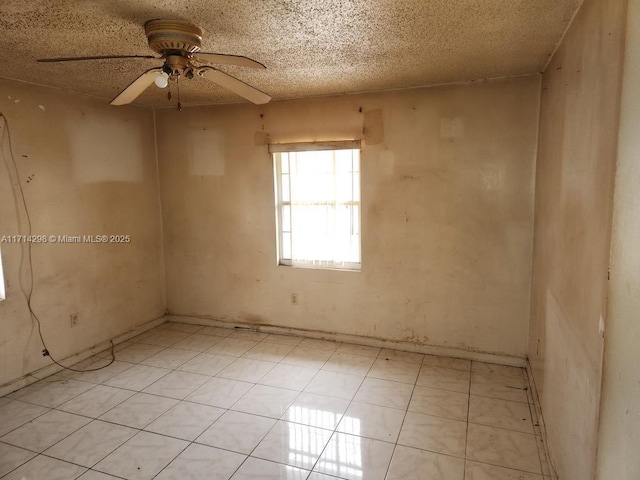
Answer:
37 55 158 63
194 53 266 69
199 67 271 105
111 68 164 106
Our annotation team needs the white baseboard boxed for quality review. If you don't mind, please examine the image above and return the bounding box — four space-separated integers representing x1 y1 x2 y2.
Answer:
526 360 559 479
0 315 166 397
167 314 526 367
2 313 528 398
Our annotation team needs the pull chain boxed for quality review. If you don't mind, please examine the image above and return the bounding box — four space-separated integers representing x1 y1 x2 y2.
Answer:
176 75 182 111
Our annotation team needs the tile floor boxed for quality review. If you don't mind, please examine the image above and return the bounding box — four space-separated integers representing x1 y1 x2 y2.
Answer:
0 322 553 479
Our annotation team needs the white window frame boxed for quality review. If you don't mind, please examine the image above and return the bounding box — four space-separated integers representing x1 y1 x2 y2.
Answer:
0 247 5 301
271 140 361 271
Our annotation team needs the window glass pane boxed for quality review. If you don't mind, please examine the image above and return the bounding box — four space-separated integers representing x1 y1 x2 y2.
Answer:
352 205 360 235
274 146 361 270
282 205 291 232
282 232 292 260
352 172 360 201
282 174 290 202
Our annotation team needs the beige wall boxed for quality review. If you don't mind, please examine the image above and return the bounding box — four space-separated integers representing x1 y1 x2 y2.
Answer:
0 79 165 386
528 0 627 477
596 0 640 476
157 76 539 358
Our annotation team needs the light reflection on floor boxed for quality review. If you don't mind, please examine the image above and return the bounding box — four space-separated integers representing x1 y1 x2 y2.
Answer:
287 405 363 478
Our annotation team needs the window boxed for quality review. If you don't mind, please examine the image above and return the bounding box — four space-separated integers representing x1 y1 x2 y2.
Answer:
272 141 361 270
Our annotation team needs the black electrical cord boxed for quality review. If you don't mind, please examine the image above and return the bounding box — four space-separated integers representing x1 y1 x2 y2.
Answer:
0 112 115 373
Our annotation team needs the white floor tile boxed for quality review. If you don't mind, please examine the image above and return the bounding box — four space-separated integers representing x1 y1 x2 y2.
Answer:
2 455 87 480
77 470 123 479
104 364 171 391
68 359 134 384
244 342 295 362
304 371 364 400
197 410 276 454
1 410 91 452
218 357 278 383
44 420 136 467
178 352 236 376
0 400 50 437
281 347 334 368
144 401 224 440
259 364 318 391
314 432 394 480
408 385 469 421
58 385 135 418
155 443 246 480
9 376 94 408
470 372 528 403
337 401 405 442
171 333 224 352
465 460 543 480
93 431 188 480
466 423 541 474
0 441 36 477
353 377 414 409
143 371 211 399
206 338 260 357
1 328 547 480
398 411 467 458
386 445 464 480
232 384 299 418
322 352 376 376
368 358 421 384
283 393 350 430
231 457 310 480
139 347 199 369
252 420 333 470
307 473 342 480
186 377 253 408
99 392 177 429
417 365 471 393
468 395 533 433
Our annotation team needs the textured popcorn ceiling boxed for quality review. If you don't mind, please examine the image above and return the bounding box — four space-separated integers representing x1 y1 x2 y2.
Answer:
0 0 581 107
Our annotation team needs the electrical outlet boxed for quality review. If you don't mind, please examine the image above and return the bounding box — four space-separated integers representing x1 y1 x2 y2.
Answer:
291 293 298 305
70 313 79 328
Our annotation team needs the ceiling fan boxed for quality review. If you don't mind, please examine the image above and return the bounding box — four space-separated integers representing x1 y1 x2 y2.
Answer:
37 19 271 107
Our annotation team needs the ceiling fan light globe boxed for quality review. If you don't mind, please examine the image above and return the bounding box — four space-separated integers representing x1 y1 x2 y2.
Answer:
154 72 169 88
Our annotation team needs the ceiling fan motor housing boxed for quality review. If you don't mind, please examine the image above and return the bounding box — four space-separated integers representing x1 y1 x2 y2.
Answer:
144 19 203 56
